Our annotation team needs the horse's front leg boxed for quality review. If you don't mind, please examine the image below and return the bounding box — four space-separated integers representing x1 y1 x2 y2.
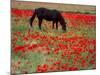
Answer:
38 19 43 30
56 21 58 30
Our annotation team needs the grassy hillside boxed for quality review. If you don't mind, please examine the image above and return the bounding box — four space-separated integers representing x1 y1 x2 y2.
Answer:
11 1 96 14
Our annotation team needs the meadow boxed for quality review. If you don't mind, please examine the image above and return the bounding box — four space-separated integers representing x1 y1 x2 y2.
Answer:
11 6 96 74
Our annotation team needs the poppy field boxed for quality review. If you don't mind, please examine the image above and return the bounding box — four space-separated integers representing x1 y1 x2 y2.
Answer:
11 7 96 74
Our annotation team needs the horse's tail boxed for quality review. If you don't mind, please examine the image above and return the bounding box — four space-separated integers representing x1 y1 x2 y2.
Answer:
29 9 37 28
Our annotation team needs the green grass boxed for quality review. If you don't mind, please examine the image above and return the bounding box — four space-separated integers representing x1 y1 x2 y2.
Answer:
12 24 96 39
12 51 49 73
11 18 96 73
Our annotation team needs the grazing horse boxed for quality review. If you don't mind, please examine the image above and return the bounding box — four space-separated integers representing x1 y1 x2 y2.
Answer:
30 7 67 31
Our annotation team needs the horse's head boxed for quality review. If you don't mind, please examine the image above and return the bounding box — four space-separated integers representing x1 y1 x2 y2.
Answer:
62 22 67 32
58 14 67 32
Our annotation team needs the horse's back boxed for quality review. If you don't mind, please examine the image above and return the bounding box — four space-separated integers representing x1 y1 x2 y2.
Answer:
35 7 63 21
36 7 59 14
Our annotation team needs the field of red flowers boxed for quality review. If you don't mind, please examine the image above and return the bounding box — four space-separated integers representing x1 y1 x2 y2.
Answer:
11 8 96 74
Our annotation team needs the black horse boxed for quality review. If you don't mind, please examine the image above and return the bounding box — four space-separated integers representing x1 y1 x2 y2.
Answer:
30 7 67 31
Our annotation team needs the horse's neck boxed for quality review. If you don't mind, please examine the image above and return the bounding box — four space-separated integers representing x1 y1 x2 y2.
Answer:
59 16 65 25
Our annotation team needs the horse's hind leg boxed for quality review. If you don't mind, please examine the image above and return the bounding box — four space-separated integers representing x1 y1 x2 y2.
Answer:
52 21 55 29
30 17 33 28
29 17 34 31
38 19 42 30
